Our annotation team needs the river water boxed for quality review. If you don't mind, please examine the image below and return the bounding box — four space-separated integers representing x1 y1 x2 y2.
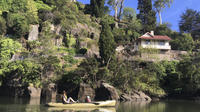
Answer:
0 97 200 112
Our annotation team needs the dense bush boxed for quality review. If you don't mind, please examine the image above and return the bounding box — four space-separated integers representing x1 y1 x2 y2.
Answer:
170 33 194 51
6 13 29 37
0 16 6 35
0 38 22 85
3 60 41 87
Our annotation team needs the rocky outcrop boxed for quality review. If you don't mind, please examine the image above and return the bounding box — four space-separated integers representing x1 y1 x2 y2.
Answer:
78 83 95 102
50 24 62 35
28 25 39 41
28 86 41 98
76 82 119 101
71 23 100 39
53 37 63 46
95 82 119 101
41 83 57 103
120 90 151 102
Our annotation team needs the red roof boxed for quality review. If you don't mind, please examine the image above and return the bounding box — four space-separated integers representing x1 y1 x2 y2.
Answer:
139 35 172 41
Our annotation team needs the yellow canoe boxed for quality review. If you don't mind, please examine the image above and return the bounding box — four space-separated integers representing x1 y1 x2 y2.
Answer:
46 100 116 108
48 107 116 112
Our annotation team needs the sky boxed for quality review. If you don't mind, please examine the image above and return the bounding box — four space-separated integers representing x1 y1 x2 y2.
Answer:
77 0 200 32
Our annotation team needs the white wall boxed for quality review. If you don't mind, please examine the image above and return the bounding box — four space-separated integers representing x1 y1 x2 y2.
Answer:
140 40 171 50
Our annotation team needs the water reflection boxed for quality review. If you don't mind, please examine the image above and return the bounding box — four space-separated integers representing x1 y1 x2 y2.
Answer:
117 100 200 112
1 97 200 112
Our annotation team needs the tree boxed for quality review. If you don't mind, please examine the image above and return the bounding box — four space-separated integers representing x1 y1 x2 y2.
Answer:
155 23 172 36
137 0 156 33
99 20 116 65
177 57 200 95
153 0 173 25
179 9 200 40
108 0 125 20
118 0 125 20
179 9 198 33
90 0 106 18
170 33 194 51
122 7 136 22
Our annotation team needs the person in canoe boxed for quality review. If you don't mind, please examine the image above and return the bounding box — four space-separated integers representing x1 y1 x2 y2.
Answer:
85 96 91 103
62 90 76 104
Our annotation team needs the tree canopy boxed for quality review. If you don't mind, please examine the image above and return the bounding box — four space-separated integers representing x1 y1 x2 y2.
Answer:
137 0 156 33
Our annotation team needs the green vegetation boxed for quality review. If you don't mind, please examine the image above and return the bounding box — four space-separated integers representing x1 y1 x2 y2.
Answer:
0 0 200 99
0 38 22 85
90 0 106 18
137 0 156 33
99 20 116 65
170 33 194 51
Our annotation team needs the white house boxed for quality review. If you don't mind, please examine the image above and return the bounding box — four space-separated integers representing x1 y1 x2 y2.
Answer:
135 31 171 51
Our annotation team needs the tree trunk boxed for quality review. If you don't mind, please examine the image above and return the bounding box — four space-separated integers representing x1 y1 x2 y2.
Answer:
114 6 118 20
159 11 162 25
118 0 124 21
114 1 119 28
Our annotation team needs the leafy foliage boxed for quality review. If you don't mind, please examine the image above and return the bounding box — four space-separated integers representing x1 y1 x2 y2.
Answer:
3 60 41 87
153 0 173 24
122 7 136 22
90 0 106 18
179 9 200 40
170 33 194 51
137 0 156 33
99 20 116 65
0 16 6 35
0 38 22 85
179 9 198 33
155 23 172 36
6 13 29 37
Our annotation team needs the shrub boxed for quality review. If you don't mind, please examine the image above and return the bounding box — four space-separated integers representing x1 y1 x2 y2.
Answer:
0 16 6 35
6 13 29 37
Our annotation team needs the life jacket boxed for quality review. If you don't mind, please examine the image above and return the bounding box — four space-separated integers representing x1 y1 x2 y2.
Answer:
62 95 68 104
86 96 91 103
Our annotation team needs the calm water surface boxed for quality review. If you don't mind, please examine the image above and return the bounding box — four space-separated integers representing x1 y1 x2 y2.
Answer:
0 97 200 112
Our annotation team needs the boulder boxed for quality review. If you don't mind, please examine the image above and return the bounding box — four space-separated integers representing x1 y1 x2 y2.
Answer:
28 25 39 41
28 86 41 105
54 37 63 46
120 90 151 102
78 83 95 102
95 82 119 101
41 83 57 103
28 86 41 98
10 53 25 61
50 24 62 35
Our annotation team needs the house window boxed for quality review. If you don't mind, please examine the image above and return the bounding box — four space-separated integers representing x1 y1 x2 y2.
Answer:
158 41 165 45
145 40 151 45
